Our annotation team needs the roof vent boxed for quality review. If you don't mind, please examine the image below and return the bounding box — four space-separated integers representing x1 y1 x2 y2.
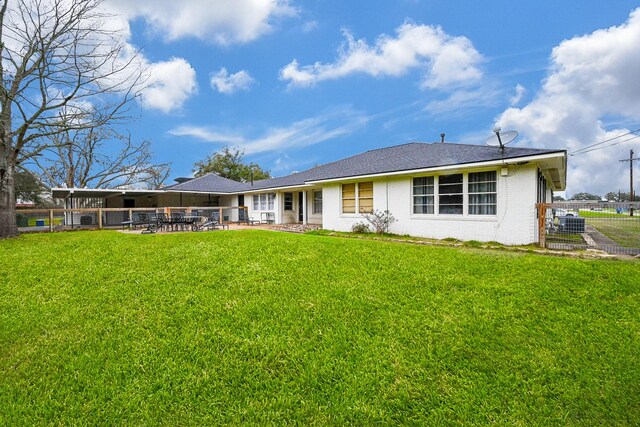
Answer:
440 133 445 143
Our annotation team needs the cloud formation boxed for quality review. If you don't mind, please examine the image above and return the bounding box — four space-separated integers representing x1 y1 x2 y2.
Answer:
497 8 640 196
107 0 295 45
139 58 198 113
169 109 368 155
210 68 255 94
280 22 483 89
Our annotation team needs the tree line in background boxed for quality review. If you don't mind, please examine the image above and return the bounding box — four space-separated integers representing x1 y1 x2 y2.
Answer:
553 191 635 202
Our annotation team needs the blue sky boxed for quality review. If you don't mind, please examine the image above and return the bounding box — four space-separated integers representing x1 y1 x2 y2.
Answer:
103 0 640 197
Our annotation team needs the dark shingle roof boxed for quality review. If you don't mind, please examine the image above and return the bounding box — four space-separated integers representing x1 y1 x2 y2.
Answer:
163 173 247 193
245 142 564 190
165 142 565 193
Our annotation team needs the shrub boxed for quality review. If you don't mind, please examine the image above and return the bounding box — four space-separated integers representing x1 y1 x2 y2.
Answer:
351 222 371 233
360 209 397 234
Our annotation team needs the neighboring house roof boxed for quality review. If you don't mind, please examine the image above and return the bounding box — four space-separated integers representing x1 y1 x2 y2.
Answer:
246 142 566 191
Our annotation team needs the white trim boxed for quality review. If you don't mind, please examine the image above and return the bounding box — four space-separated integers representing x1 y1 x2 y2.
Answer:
242 183 315 194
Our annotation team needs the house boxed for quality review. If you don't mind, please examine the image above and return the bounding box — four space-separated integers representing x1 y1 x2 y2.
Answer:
52 141 567 245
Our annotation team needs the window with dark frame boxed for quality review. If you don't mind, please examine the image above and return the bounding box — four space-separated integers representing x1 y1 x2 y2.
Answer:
284 192 293 211
438 174 463 215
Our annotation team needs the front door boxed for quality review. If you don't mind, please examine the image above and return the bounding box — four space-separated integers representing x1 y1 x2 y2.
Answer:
238 195 245 220
298 192 304 222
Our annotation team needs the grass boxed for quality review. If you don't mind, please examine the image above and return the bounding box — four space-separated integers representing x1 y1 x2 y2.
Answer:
584 216 640 248
579 210 624 218
1 230 639 425
587 219 640 247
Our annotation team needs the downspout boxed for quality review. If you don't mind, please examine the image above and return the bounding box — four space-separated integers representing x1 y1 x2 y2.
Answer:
386 179 389 212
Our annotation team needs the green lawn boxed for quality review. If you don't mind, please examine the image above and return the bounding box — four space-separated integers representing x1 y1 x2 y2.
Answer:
578 211 640 247
1 231 639 425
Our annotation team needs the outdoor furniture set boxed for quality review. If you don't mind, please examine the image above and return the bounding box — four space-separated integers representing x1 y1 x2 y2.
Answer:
122 212 228 234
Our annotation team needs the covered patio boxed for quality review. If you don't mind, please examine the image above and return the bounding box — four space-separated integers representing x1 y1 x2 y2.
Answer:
50 187 242 228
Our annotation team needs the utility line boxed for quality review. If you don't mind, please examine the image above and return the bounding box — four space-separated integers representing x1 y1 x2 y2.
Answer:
570 134 640 156
569 127 640 156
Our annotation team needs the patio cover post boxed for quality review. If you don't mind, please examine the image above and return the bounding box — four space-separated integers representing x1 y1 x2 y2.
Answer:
49 210 54 232
98 209 103 229
302 191 307 225
218 207 223 224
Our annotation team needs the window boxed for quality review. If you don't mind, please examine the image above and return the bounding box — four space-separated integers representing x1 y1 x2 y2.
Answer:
537 170 547 203
413 177 434 214
342 182 373 213
358 182 373 213
468 171 497 215
284 192 293 211
439 174 463 214
252 192 276 211
313 190 322 214
342 183 356 213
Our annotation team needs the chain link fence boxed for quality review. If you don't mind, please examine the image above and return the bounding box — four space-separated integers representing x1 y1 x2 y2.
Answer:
538 202 640 255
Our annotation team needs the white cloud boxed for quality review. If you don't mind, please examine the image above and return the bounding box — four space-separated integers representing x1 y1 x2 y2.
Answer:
425 85 502 117
280 22 483 89
496 8 640 197
107 0 296 45
509 84 526 106
301 20 318 33
210 68 255 94
140 58 198 113
168 109 369 154
169 127 246 145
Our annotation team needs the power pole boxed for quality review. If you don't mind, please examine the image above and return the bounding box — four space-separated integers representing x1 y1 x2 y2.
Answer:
620 149 640 216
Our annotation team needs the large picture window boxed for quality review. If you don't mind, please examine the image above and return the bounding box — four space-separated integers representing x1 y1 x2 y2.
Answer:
439 174 463 214
342 182 373 213
468 171 497 215
252 193 276 211
413 177 434 214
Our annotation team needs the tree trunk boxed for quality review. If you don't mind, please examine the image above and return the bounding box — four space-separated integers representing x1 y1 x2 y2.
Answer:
0 161 18 238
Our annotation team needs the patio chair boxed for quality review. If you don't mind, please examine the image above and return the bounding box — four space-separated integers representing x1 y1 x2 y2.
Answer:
237 214 259 225
260 212 275 224
202 212 229 230
121 212 148 230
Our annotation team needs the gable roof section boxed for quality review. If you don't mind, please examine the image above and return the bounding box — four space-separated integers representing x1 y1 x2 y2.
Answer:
162 172 247 193
246 142 566 191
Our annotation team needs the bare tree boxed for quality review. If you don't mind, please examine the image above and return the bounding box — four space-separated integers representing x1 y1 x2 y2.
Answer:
0 0 144 238
30 117 170 189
